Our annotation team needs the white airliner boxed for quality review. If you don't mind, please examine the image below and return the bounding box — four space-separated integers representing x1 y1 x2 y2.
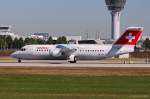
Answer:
11 27 143 63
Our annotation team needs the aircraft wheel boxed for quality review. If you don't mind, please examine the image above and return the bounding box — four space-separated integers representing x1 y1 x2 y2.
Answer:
74 56 77 63
18 59 21 63
69 56 77 63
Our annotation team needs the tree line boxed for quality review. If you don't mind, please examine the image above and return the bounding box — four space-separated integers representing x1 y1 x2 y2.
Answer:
0 35 67 50
143 38 150 50
1 35 150 50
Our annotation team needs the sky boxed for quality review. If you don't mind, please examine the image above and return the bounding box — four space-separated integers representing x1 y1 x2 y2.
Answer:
0 0 150 39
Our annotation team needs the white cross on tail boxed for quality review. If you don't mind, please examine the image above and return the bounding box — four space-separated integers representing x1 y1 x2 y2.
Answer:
125 33 135 43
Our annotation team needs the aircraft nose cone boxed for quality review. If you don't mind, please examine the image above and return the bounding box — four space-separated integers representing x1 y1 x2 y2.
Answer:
11 51 19 58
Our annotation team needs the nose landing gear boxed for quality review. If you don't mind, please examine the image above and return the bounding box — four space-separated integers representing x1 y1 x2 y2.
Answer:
18 59 22 63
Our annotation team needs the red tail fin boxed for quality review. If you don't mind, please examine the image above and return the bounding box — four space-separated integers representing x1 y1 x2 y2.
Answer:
115 27 143 45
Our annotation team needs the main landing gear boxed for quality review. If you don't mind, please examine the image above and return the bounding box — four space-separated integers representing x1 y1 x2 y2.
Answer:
68 55 77 63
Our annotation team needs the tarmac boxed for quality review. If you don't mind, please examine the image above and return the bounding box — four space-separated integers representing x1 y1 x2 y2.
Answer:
0 59 150 67
0 58 150 76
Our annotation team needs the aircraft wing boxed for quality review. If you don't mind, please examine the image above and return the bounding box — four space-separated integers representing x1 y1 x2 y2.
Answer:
55 44 77 56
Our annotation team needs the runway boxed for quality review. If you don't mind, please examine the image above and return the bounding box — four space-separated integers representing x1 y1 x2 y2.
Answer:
0 59 150 76
0 59 150 67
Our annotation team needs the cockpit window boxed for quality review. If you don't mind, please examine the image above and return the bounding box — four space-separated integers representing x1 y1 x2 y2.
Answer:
21 48 26 51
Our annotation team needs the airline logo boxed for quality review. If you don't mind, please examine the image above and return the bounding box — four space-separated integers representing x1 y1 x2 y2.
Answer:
36 47 48 51
125 33 135 43
115 27 143 45
37 47 48 49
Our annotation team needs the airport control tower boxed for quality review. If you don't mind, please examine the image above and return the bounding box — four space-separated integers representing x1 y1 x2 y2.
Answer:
105 0 126 40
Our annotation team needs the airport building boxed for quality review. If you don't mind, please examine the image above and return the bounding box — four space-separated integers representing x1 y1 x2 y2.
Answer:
0 25 19 39
55 35 82 41
66 36 82 44
28 34 82 43
51 37 58 41
141 36 150 41
32 33 49 41
29 34 44 40
66 36 82 41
